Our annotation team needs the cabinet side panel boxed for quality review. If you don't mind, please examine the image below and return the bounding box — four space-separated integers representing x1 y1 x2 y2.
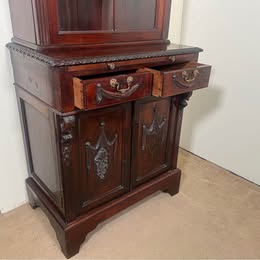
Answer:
18 92 63 211
10 52 62 111
9 0 36 44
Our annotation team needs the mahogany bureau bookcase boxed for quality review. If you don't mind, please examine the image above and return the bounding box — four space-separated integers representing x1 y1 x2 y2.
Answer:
7 0 211 258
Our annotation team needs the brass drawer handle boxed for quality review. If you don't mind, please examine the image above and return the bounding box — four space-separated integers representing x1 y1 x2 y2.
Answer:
172 69 200 88
182 69 199 83
109 76 135 94
96 76 140 104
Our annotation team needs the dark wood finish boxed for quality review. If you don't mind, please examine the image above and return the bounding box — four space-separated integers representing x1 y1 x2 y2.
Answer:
73 71 152 110
7 1 211 258
78 104 131 213
26 168 181 258
132 98 172 187
9 0 172 50
57 0 114 31
139 62 211 97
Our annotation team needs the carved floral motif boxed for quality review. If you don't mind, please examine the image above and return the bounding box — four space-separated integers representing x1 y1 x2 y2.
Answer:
60 115 76 167
85 122 118 180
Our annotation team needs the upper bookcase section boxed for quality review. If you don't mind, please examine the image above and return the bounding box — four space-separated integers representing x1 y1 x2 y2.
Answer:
9 0 172 51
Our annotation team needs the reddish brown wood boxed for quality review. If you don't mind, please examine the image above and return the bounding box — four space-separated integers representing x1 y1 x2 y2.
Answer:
162 62 211 97
131 98 172 187
78 104 132 213
9 0 171 50
140 62 211 97
74 71 152 110
7 1 211 258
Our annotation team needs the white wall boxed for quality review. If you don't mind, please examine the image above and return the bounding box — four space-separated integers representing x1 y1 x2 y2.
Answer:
0 0 29 213
180 0 260 184
169 0 184 44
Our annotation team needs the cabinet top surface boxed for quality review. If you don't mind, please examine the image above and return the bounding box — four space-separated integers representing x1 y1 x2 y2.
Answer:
7 43 203 67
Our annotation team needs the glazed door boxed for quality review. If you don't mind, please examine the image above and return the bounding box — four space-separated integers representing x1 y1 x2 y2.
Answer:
79 104 131 213
131 98 173 187
48 0 171 45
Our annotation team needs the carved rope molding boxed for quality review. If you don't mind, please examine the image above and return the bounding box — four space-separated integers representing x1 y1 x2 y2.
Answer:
6 43 202 67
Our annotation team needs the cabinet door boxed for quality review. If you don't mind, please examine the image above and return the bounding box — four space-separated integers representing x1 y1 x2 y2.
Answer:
79 104 131 213
131 98 172 187
48 0 170 45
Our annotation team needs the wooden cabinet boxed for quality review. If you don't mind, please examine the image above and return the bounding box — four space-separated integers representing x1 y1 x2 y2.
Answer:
7 0 211 258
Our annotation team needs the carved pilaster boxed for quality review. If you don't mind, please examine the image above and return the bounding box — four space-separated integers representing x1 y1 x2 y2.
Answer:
178 91 193 109
172 92 193 168
60 115 76 167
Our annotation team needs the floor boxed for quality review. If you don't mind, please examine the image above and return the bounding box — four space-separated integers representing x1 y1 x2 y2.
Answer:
0 149 260 259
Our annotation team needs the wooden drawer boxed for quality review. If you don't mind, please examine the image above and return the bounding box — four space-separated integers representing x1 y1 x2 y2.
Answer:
73 71 152 110
139 62 211 97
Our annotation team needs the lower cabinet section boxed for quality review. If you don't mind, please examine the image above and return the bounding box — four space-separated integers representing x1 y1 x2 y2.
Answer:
78 98 176 212
131 97 173 187
19 90 179 218
78 103 131 213
16 87 189 259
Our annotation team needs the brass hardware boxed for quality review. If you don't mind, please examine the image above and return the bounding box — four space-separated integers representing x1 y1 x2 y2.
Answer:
182 69 199 83
172 69 200 88
109 76 136 94
96 80 140 103
169 56 176 62
107 63 116 70
127 76 134 84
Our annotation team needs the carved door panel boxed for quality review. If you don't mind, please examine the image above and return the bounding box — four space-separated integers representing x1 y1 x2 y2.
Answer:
79 104 131 213
131 98 172 187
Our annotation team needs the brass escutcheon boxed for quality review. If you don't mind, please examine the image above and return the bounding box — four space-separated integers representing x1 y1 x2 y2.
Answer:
107 63 116 70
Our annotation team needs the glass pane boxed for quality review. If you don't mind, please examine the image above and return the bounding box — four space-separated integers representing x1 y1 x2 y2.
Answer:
57 0 113 31
115 0 157 31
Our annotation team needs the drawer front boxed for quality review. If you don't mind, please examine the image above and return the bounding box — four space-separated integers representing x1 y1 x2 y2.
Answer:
163 63 211 97
139 63 211 97
74 72 152 110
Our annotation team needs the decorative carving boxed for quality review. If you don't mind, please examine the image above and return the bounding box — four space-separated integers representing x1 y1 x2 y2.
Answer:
179 92 193 108
142 108 167 153
60 116 76 167
86 122 118 180
94 147 109 180
6 43 203 67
